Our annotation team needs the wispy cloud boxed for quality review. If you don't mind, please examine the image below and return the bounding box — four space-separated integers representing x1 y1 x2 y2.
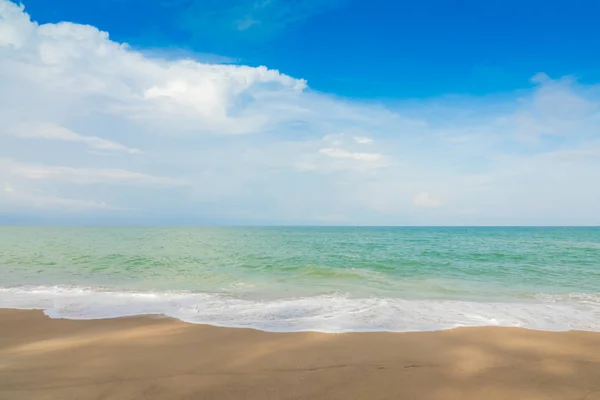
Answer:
319 148 382 162
2 160 184 187
2 182 111 211
354 136 373 144
12 123 140 154
1 0 600 225
181 0 343 39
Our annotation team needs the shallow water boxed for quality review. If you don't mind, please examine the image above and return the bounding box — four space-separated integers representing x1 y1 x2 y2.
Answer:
1 226 599 332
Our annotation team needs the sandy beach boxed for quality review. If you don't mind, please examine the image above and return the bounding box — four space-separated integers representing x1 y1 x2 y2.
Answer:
0 309 599 399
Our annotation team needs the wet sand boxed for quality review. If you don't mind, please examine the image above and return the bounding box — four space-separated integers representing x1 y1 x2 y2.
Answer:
1 309 600 400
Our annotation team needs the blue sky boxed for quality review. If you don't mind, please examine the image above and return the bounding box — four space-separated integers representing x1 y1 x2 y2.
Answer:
1 0 600 225
15 0 600 97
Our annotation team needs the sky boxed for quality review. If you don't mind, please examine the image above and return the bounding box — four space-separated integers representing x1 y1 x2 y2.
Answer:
0 0 599 225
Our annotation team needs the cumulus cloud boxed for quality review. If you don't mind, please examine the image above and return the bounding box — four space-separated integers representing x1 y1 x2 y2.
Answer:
1 0 600 225
0 1 306 136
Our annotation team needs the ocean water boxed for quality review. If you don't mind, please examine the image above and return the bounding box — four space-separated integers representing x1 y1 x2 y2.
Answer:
1 226 599 332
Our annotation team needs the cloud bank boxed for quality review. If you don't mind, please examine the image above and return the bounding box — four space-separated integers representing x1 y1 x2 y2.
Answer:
1 0 600 225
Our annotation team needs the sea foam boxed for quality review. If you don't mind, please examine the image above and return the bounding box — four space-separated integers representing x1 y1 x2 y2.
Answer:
1 286 600 332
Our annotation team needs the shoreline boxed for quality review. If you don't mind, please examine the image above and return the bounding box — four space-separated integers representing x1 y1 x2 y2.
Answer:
2 309 600 399
3 285 599 333
0 306 595 335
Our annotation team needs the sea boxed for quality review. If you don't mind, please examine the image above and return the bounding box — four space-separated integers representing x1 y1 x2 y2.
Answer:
1 226 599 332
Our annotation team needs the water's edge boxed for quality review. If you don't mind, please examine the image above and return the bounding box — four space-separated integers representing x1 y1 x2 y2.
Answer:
2 285 599 333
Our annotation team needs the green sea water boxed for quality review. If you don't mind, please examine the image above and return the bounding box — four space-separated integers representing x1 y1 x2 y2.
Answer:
1 227 599 332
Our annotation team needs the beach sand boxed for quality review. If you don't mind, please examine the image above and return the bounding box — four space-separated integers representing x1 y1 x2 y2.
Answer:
1 309 600 400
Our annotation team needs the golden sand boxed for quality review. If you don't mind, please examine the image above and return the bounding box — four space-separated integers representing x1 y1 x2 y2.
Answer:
1 309 600 399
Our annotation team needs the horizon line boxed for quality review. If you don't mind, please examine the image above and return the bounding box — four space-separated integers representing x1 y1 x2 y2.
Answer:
1 225 599 228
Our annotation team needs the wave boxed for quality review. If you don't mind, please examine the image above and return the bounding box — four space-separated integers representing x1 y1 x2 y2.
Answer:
1 286 600 333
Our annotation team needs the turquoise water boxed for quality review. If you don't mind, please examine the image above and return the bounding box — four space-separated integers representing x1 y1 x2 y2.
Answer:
1 227 599 332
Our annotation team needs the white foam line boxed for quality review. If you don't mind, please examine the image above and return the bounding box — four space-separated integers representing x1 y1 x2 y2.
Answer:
1 286 600 333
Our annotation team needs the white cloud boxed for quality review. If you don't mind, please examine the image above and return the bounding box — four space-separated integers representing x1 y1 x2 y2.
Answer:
0 0 306 136
413 192 443 208
354 136 373 144
1 0 600 225
12 123 140 154
1 182 110 211
2 160 184 187
319 148 382 162
0 2 32 49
